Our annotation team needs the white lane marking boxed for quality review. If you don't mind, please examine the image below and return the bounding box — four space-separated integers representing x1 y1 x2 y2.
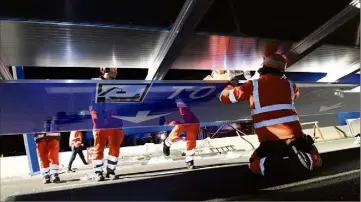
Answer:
263 169 360 191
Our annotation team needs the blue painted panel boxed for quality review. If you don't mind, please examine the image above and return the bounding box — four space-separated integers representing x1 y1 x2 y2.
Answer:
0 80 358 135
285 72 327 82
337 111 360 126
338 73 360 85
15 66 41 176
23 133 40 175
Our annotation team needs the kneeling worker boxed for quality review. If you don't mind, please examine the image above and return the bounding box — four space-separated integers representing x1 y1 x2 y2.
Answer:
219 54 322 179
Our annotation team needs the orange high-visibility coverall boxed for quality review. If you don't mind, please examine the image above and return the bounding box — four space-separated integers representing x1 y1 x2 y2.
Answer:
69 130 83 148
90 108 124 173
164 100 200 162
34 133 61 176
220 74 322 175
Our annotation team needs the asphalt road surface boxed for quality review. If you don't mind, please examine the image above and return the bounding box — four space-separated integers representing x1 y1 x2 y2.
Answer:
3 148 360 201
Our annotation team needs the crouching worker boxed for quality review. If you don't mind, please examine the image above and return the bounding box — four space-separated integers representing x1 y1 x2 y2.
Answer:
219 54 322 182
34 132 61 184
163 99 200 169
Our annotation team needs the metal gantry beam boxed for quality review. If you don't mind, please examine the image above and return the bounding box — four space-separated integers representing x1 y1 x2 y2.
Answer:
145 0 215 80
284 0 360 68
335 61 360 81
318 60 360 82
0 55 13 80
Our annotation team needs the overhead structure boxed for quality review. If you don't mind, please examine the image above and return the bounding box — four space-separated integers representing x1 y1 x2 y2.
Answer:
286 44 360 76
0 54 13 80
145 0 215 80
285 0 360 68
318 61 360 82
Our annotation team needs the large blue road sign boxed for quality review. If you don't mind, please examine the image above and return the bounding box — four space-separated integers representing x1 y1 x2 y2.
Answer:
0 80 358 135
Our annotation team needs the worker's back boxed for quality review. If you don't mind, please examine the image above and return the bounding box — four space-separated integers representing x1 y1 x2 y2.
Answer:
249 74 303 142
254 75 294 108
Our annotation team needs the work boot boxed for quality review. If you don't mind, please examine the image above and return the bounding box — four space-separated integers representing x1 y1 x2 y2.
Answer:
106 168 118 180
94 171 105 182
43 175 51 184
51 173 61 183
163 142 170 156
186 160 195 170
106 172 118 180
67 168 75 173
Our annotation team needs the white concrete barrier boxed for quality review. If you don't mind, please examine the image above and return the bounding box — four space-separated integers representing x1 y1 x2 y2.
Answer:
347 118 360 136
1 122 359 179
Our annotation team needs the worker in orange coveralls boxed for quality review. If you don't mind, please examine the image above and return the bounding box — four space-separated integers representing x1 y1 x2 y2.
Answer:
67 130 88 172
34 132 61 184
91 67 124 182
219 54 322 180
163 99 200 169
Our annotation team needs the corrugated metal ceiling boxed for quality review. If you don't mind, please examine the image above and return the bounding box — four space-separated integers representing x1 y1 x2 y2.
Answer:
287 45 360 73
0 20 167 68
0 20 359 74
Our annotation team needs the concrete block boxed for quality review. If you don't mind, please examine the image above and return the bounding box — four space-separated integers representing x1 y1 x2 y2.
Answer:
319 126 348 141
348 118 360 136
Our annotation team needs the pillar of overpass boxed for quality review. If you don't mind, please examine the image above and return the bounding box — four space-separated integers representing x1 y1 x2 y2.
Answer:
12 66 40 176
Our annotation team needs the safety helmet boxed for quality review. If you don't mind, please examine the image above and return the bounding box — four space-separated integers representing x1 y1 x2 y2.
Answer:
262 54 287 72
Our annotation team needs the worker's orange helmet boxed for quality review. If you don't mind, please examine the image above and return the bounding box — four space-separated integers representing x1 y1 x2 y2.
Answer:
262 54 287 72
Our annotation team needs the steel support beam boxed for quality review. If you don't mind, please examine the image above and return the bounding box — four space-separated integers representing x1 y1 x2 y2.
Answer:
318 61 360 82
0 55 13 80
285 0 360 68
146 0 215 80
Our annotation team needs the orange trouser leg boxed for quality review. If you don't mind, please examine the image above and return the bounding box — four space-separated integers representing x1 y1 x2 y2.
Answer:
249 150 264 175
47 139 60 175
184 124 200 162
106 129 124 172
36 141 50 176
167 124 185 144
92 130 109 173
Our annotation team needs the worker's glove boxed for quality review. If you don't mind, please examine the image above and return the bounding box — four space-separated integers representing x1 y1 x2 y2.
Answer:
229 77 239 87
